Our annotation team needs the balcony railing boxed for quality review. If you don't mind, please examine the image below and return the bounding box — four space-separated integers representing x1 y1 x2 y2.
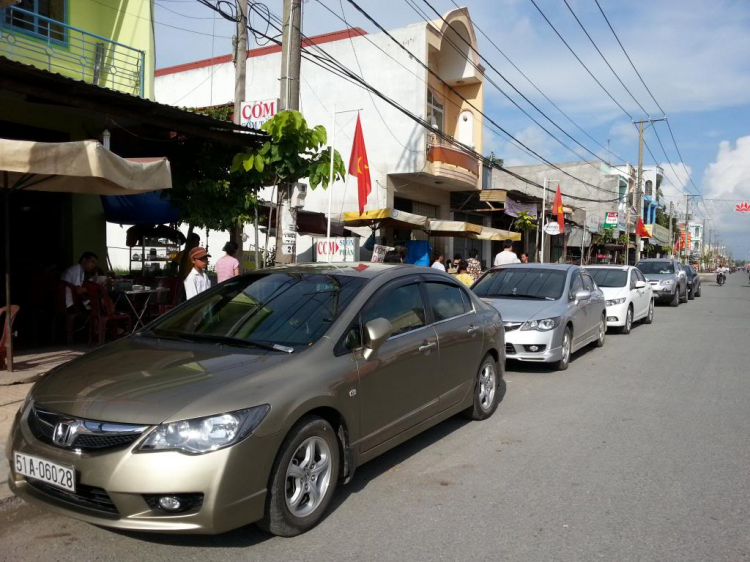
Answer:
0 6 145 97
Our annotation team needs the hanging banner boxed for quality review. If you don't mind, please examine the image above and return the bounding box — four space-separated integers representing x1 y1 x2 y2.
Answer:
371 244 393 263
505 196 538 218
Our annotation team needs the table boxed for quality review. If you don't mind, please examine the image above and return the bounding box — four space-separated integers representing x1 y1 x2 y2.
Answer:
116 287 170 332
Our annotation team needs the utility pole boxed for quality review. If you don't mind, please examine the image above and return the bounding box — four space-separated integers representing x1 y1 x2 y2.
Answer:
633 118 665 264
701 218 706 271
624 164 631 265
667 200 674 257
684 194 689 264
231 1 248 253
275 0 303 265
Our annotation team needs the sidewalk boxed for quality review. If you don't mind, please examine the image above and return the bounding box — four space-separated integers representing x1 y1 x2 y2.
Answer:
0 346 86 504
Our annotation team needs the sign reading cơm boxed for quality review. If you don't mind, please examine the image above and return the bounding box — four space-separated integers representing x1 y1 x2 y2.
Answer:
240 99 278 129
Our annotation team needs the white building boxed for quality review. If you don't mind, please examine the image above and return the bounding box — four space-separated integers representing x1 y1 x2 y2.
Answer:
108 8 491 269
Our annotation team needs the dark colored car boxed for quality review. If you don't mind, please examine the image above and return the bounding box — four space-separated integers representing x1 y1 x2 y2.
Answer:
7 264 505 536
683 265 702 299
636 258 689 306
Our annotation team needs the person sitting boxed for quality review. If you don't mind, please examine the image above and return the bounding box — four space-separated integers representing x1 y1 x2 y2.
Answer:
454 260 474 287
431 251 446 271
60 252 99 310
215 241 241 283
184 247 211 300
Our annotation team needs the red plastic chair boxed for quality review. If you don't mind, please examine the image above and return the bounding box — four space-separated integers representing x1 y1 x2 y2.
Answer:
85 282 132 346
0 305 20 371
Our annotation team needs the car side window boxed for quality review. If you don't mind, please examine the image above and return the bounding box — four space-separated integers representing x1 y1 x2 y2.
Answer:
362 283 426 337
569 272 584 300
582 273 595 292
425 282 468 322
635 269 646 283
630 270 637 290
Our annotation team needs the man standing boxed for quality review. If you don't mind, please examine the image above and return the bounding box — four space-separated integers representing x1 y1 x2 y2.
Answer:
60 252 98 310
521 253 529 264
467 248 482 280
431 251 446 271
184 247 211 299
494 240 520 266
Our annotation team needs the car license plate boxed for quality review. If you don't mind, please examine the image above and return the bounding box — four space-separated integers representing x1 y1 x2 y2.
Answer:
13 452 76 493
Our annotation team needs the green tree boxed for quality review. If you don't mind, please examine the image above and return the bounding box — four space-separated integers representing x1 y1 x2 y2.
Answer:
231 110 345 191
512 211 536 233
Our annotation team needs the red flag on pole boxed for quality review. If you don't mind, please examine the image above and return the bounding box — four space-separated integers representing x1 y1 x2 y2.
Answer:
553 184 564 233
348 114 371 215
636 217 650 238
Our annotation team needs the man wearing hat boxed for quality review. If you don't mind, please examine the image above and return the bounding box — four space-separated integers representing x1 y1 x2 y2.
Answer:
184 247 211 300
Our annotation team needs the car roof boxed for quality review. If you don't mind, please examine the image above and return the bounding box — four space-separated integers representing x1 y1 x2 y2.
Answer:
585 265 630 271
256 262 423 280
489 263 578 271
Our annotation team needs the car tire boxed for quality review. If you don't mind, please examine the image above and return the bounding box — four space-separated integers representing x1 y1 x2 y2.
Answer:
593 314 606 347
555 326 572 371
680 285 689 303
463 354 504 421
621 306 633 334
670 290 680 307
259 416 340 537
688 285 695 300
642 300 654 324
695 285 702 298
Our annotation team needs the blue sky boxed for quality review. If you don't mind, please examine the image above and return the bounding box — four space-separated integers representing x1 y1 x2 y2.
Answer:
154 0 750 259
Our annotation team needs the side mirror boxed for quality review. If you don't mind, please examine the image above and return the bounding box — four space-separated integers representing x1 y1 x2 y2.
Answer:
635 280 647 289
574 289 591 302
363 318 393 360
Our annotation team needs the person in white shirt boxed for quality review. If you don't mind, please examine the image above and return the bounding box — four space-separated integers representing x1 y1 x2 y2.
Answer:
431 251 446 271
60 251 98 310
494 240 521 266
184 247 212 299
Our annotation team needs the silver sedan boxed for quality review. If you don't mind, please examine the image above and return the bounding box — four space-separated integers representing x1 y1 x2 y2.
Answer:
472 264 607 370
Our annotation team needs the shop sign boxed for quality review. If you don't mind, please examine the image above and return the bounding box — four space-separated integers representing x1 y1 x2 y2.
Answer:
240 98 278 129
544 222 561 235
603 212 619 228
371 244 393 263
314 238 359 262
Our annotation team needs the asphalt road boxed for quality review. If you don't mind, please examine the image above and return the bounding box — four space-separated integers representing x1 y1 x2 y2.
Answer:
1 273 748 562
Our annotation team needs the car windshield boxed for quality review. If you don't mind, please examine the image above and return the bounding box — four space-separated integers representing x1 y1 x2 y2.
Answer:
472 268 566 300
587 269 627 288
144 273 366 350
637 261 674 274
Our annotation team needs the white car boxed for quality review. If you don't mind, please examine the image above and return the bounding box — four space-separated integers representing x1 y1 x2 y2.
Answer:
585 265 654 334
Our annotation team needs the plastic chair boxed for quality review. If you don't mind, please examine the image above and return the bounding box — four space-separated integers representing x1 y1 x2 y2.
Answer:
0 305 20 371
149 276 181 318
54 280 87 345
85 282 132 346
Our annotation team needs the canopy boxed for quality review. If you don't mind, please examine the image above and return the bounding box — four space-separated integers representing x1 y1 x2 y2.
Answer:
343 208 430 230
1 138 172 372
102 190 182 225
470 227 522 242
429 220 483 238
0 139 171 195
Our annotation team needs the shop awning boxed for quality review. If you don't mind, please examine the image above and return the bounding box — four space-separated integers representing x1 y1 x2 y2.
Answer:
470 227 522 242
102 190 182 225
343 208 430 230
429 220 483 238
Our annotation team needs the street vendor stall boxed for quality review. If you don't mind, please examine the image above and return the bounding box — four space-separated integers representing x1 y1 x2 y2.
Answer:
1 138 171 371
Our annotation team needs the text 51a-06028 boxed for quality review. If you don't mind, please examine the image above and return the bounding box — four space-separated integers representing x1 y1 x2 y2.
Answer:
13 452 76 492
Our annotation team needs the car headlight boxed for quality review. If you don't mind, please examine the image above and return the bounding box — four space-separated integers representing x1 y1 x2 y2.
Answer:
606 298 627 306
660 280 674 285
139 405 270 454
521 317 561 332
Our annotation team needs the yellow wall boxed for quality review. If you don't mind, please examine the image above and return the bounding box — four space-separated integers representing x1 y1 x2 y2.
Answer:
0 0 155 99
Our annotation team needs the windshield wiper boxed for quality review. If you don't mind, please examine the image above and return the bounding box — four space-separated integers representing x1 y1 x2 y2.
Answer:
170 333 294 354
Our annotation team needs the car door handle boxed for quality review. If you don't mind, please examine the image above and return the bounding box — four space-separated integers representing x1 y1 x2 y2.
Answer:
418 341 437 353
467 325 479 335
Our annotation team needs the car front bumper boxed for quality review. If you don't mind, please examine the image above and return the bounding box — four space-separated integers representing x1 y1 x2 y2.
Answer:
504 328 563 363
650 284 677 301
605 302 629 327
5 403 282 535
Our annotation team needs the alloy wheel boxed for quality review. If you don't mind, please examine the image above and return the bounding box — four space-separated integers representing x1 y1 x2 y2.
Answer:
561 331 570 365
625 309 632 333
285 436 333 518
478 362 496 411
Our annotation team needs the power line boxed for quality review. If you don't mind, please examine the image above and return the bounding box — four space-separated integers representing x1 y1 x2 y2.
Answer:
562 0 649 117
528 0 633 119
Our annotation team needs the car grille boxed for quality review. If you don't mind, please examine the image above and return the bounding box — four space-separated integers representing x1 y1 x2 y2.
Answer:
28 407 145 453
503 322 523 332
26 479 119 515
505 343 516 355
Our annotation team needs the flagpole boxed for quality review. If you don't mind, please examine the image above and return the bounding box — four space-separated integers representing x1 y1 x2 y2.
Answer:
326 108 363 263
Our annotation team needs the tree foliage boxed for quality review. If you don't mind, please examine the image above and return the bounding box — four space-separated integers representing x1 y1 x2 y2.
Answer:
512 211 536 233
231 110 346 189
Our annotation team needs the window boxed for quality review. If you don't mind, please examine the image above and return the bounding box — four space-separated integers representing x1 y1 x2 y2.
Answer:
645 180 653 196
362 283 426 337
629 270 637 290
426 282 468 322
473 268 567 301
587 268 627 288
569 273 584 300
582 273 596 292
637 261 674 274
148 273 366 350
427 89 444 132
635 269 646 283
3 0 66 42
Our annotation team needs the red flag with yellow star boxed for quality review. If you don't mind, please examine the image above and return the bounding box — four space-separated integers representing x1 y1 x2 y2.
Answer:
553 184 564 233
348 114 371 215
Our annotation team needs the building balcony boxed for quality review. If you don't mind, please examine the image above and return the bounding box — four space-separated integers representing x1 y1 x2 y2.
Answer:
0 6 145 97
425 137 480 191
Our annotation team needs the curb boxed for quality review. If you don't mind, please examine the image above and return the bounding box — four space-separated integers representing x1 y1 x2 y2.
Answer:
0 372 45 387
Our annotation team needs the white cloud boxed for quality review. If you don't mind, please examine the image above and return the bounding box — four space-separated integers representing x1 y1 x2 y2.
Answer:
660 162 692 203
